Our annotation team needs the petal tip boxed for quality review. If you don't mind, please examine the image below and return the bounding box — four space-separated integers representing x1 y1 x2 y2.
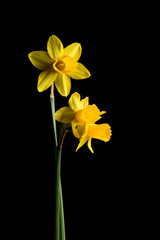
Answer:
84 69 91 79
28 52 32 60
37 84 43 92
37 87 42 92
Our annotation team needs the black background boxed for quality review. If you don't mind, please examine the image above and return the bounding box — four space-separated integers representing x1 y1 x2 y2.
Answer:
23 22 116 239
3 2 147 240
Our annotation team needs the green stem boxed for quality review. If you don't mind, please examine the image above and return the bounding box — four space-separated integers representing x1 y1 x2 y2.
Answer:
50 84 65 240
54 147 61 240
50 97 58 148
54 147 66 240
59 166 65 240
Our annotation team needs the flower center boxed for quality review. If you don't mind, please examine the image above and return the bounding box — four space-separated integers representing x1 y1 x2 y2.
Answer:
55 60 65 71
53 56 77 73
75 105 101 123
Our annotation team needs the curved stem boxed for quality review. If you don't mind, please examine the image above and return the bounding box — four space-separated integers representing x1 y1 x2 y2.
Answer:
55 147 66 240
60 129 69 149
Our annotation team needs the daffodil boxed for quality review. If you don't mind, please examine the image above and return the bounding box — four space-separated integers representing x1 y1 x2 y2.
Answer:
76 123 112 153
54 92 111 152
28 35 91 96
54 92 106 135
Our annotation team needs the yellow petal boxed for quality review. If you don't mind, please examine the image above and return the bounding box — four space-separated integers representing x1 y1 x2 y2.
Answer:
68 92 89 112
68 62 91 79
76 137 89 152
100 111 106 115
47 35 63 60
28 51 53 70
77 123 88 138
68 92 82 111
63 43 82 61
55 74 71 97
80 97 89 109
71 120 79 138
87 138 94 153
37 70 58 92
54 107 75 123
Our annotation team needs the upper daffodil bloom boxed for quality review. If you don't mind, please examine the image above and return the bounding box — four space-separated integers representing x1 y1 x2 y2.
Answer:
76 123 112 153
28 35 91 96
54 92 106 141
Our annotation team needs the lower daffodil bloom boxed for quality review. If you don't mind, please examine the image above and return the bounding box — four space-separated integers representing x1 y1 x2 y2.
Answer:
76 123 112 153
28 35 91 96
54 92 110 152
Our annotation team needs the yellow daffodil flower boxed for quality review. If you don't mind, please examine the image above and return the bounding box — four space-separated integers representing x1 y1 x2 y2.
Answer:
28 35 91 96
54 92 111 152
76 123 112 153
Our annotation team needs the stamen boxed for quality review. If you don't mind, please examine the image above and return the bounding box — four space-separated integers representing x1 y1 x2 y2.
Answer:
55 60 65 71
